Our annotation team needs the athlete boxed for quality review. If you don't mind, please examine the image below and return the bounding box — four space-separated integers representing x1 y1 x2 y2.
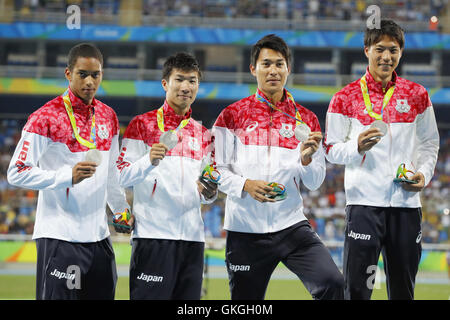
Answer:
324 20 440 299
116 52 218 300
7 43 130 300
212 34 344 300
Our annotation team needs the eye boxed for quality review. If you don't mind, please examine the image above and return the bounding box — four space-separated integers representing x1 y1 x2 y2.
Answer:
79 72 88 78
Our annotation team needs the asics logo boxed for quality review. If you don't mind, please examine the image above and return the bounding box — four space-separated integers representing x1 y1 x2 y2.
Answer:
416 231 422 243
246 122 258 132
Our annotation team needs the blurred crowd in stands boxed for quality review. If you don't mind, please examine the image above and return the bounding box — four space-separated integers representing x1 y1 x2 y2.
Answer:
11 0 448 23
1 118 449 244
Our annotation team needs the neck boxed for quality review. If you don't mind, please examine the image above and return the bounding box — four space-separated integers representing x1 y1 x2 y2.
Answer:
168 102 189 116
260 88 284 104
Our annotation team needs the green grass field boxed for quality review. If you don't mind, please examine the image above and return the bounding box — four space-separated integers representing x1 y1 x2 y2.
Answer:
0 275 449 300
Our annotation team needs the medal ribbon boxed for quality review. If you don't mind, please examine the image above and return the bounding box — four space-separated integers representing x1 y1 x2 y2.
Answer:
255 89 306 128
156 103 191 133
360 75 395 120
62 90 96 149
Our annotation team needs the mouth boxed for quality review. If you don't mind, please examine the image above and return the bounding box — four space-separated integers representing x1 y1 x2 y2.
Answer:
267 79 280 84
178 95 191 99
82 88 95 94
378 63 393 68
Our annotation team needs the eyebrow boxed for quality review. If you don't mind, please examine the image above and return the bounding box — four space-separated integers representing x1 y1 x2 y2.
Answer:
78 70 101 73
261 58 286 63
375 46 399 50
174 74 198 80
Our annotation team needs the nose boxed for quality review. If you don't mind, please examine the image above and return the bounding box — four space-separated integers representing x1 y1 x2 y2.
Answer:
381 50 391 62
85 75 94 87
268 64 278 75
180 80 190 92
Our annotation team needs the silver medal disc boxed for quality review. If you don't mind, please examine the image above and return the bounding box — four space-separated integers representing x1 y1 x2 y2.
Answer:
370 120 388 136
294 123 311 142
85 149 102 165
159 130 179 150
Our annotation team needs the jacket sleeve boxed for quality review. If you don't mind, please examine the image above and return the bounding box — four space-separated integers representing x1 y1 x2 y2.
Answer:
298 141 326 191
117 116 155 188
415 90 440 186
212 109 247 199
7 114 73 190
106 119 131 214
297 112 326 191
324 93 364 165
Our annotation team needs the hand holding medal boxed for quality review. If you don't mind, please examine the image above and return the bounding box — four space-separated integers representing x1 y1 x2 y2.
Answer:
197 165 220 199
110 209 134 234
393 163 425 192
300 131 323 166
150 143 169 166
265 182 287 201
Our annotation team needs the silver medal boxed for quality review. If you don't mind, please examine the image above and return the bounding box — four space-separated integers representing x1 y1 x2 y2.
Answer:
370 120 388 136
85 149 102 165
294 123 311 142
159 130 179 150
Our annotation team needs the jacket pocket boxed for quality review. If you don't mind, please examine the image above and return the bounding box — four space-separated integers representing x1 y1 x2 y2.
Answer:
150 179 157 198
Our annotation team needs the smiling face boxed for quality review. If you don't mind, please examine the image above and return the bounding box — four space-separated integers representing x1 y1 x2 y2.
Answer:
162 68 199 115
65 56 103 105
250 48 291 103
364 35 403 86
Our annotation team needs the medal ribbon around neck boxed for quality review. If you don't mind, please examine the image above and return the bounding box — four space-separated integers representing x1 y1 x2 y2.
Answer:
62 90 97 149
156 104 191 134
255 89 306 128
360 75 395 121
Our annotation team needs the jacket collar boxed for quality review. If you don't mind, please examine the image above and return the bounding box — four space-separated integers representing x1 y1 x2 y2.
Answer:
65 87 98 110
255 88 295 111
364 67 397 94
162 100 192 126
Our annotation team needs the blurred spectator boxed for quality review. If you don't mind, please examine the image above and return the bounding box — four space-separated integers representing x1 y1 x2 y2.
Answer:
11 0 448 26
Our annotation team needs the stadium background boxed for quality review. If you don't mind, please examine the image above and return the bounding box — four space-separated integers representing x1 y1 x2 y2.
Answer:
0 0 449 299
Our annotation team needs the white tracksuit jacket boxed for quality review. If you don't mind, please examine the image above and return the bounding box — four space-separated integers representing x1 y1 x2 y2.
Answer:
324 69 439 208
7 89 130 242
212 89 326 234
117 101 216 242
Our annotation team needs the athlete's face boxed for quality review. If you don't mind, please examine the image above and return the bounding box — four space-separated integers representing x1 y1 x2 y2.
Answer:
365 35 403 84
65 57 103 105
162 68 199 115
250 48 291 102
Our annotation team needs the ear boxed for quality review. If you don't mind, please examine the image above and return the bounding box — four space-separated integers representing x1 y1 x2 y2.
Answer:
250 64 256 77
364 46 369 59
161 78 168 92
64 67 71 82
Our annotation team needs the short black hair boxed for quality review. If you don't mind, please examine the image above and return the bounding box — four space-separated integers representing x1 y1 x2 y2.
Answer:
364 19 405 49
251 34 291 68
162 52 202 80
67 43 103 71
